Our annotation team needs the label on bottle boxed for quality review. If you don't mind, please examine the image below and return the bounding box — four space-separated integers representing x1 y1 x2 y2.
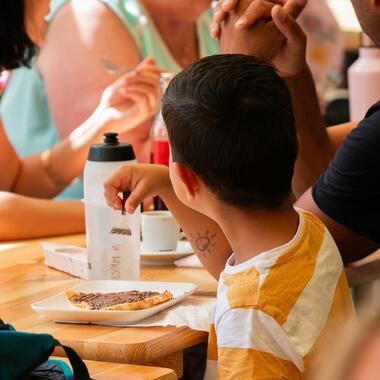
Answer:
152 140 170 166
109 238 124 280
104 233 140 280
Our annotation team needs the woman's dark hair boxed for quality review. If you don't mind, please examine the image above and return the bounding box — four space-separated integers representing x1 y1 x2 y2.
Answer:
163 54 297 209
0 0 36 70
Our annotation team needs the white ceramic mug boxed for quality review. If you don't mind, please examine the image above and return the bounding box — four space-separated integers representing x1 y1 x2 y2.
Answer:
141 211 180 252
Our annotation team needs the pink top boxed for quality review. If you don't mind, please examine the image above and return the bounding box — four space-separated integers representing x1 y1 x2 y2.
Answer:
0 71 9 90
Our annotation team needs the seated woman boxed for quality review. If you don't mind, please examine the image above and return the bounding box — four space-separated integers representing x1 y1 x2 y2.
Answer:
0 0 220 201
0 0 161 240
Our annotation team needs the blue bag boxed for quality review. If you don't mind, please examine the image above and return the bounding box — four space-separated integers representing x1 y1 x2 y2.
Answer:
0 319 91 380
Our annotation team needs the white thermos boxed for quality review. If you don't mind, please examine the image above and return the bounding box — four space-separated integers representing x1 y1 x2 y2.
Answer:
348 33 380 121
84 132 140 280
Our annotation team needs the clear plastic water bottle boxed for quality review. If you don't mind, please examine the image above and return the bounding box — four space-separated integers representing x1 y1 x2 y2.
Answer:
84 132 140 280
348 33 380 121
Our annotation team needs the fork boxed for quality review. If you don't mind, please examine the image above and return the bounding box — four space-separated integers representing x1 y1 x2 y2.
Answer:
101 59 132 76
110 192 132 236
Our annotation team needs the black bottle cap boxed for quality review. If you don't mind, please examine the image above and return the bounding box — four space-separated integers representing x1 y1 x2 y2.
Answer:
88 133 136 162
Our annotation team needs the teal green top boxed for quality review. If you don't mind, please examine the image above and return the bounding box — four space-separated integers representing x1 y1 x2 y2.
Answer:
0 63 83 200
101 0 219 73
0 0 219 200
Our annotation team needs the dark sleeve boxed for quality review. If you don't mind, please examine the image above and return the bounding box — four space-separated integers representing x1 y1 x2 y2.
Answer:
312 101 380 244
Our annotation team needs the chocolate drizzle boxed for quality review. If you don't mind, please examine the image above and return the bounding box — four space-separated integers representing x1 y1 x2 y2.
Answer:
71 290 160 310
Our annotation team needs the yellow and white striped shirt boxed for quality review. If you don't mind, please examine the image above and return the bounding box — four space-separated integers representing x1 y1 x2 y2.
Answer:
204 209 354 380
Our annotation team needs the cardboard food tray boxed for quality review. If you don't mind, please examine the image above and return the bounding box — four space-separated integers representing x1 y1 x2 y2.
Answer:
41 242 89 279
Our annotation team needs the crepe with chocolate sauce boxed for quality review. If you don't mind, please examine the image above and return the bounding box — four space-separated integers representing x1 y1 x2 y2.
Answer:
65 289 173 311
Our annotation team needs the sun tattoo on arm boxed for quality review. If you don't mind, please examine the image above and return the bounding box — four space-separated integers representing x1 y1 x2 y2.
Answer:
190 230 217 257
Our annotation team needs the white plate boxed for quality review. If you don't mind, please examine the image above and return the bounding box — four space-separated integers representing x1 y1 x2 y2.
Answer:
31 280 197 325
140 241 193 266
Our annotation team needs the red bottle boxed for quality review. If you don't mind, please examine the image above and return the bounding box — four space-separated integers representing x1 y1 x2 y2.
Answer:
151 73 173 166
151 73 173 210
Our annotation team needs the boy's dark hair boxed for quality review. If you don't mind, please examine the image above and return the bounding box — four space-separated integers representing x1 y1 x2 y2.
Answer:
0 0 36 71
162 54 297 209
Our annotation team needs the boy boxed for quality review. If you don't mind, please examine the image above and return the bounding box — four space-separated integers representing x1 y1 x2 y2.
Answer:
104 54 354 379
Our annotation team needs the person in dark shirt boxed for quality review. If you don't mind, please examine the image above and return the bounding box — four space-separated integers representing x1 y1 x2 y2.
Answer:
312 102 380 249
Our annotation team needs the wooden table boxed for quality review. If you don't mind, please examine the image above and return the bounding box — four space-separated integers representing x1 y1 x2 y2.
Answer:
0 234 217 378
53 357 176 380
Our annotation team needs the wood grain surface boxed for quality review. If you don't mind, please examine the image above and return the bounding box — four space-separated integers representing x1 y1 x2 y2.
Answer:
52 357 177 380
0 234 215 377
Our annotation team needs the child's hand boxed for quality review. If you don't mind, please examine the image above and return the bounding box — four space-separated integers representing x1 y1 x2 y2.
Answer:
95 58 164 134
104 164 171 214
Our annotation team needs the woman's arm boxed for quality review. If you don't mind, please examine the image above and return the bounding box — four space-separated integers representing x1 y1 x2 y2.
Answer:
10 59 161 198
37 0 151 160
0 192 84 241
11 112 104 197
0 119 21 191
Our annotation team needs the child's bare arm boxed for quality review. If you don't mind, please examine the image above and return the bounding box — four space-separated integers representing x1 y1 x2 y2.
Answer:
104 164 231 279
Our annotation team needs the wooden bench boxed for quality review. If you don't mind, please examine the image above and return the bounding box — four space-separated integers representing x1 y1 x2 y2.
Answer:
52 357 177 379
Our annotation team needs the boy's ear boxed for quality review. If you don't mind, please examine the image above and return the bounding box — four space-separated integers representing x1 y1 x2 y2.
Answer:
172 163 199 201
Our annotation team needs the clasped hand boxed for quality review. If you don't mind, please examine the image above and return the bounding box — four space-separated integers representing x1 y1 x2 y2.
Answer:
211 0 308 78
